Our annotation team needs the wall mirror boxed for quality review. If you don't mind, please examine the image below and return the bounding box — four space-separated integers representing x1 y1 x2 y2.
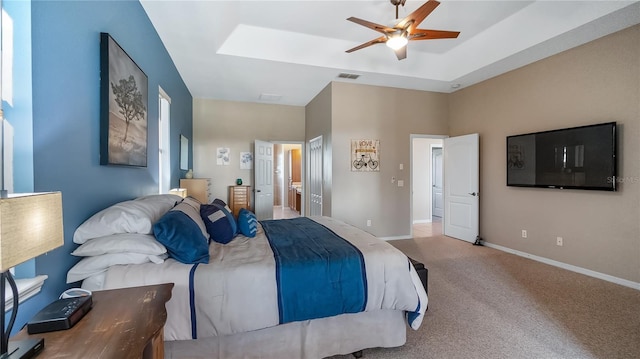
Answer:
180 134 189 170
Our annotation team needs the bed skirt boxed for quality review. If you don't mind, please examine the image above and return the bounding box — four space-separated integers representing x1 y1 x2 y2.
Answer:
164 309 407 359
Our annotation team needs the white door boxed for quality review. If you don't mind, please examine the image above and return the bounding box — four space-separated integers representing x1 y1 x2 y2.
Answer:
309 136 323 216
443 134 479 243
254 140 274 220
432 147 443 218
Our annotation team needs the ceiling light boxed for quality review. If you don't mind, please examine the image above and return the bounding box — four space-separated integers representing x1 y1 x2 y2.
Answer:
259 93 282 102
386 35 408 50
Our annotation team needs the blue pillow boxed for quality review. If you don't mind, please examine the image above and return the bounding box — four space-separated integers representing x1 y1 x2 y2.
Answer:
200 202 237 244
153 209 209 264
237 208 258 238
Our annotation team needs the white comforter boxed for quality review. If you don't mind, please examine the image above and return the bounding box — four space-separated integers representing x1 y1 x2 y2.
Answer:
103 216 427 341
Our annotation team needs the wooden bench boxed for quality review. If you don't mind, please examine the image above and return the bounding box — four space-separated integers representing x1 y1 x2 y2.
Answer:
409 257 428 294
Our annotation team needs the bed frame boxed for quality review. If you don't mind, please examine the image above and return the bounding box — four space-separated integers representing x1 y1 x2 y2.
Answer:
164 309 407 359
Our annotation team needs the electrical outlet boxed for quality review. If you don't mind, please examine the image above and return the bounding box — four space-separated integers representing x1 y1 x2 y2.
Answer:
366 220 372 227
521 230 527 238
557 237 563 246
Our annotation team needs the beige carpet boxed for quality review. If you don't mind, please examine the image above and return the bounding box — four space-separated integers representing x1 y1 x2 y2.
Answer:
331 235 640 359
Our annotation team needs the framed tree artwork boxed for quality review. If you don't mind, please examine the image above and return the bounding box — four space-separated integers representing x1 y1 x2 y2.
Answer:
100 32 148 167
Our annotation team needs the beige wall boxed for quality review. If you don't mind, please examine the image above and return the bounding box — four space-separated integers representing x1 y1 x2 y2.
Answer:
328 82 449 237
449 25 640 282
192 25 639 284
193 99 305 203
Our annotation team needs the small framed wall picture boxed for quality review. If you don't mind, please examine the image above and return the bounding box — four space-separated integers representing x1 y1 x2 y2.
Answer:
240 152 253 170
351 139 380 172
217 147 230 165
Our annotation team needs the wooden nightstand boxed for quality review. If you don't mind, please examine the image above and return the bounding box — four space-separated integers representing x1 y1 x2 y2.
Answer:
228 185 251 217
12 283 173 359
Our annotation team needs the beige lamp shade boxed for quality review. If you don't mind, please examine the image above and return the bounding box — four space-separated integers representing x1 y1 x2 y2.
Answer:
0 192 64 272
169 188 188 198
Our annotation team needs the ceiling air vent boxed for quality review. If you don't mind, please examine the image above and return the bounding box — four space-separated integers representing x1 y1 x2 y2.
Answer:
338 73 360 80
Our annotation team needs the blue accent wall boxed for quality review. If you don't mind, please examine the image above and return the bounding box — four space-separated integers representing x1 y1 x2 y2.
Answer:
5 0 193 334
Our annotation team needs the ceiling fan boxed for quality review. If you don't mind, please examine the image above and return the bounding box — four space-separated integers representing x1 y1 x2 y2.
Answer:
346 0 460 60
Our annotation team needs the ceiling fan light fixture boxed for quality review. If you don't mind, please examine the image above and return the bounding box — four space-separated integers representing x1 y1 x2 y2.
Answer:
386 35 408 50
346 1 459 60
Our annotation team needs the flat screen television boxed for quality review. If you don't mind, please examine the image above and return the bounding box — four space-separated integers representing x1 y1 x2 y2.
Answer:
506 122 617 191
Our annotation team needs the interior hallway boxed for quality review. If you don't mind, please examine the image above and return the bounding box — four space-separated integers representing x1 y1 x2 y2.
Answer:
273 205 301 220
412 217 442 238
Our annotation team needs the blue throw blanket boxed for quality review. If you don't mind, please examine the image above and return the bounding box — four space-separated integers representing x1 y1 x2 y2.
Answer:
261 217 368 324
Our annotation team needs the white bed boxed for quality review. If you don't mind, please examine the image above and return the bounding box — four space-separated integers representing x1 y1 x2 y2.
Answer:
68 195 427 358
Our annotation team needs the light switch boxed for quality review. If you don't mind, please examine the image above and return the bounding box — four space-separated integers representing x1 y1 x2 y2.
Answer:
399 164 404 170
397 180 404 187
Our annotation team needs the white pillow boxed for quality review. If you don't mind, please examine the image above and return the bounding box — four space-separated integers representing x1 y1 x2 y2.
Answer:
81 272 106 291
66 252 168 283
71 233 167 257
73 195 180 244
135 194 183 206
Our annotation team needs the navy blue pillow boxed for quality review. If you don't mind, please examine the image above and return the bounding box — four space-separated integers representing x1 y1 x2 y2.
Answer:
237 208 258 238
153 210 209 264
200 202 237 244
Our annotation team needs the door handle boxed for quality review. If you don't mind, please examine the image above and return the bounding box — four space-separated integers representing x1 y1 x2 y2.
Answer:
256 189 261 193
468 192 478 196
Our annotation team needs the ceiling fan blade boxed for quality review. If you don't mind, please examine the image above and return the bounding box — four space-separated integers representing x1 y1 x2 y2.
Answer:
397 0 440 34
395 45 407 60
347 17 395 34
346 36 388 53
409 29 460 40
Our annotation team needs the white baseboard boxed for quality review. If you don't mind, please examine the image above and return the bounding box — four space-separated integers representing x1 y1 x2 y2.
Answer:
380 235 412 241
483 242 640 291
413 219 431 224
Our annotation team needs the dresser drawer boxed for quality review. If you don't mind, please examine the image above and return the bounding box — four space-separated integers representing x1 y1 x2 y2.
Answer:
180 178 211 203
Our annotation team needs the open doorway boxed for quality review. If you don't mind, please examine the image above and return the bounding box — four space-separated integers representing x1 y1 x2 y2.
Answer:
411 135 445 238
274 143 302 219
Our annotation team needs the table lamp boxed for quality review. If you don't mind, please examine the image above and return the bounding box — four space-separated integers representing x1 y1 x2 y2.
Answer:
0 192 64 358
169 188 188 198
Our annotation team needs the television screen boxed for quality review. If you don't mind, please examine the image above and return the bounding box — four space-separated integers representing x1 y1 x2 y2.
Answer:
506 122 616 191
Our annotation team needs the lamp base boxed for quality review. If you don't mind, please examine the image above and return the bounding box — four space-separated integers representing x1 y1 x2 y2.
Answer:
2 338 44 359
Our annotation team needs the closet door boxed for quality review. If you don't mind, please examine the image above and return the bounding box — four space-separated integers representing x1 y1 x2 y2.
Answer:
254 140 274 220
309 136 323 216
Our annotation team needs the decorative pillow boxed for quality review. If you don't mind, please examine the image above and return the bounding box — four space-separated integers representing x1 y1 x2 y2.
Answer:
200 201 237 244
66 252 168 283
71 233 167 257
237 208 258 238
153 202 210 264
211 198 227 208
176 196 209 239
73 194 180 244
